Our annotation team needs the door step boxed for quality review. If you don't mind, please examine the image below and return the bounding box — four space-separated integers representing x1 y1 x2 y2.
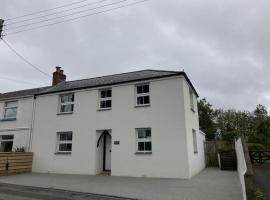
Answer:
99 171 111 176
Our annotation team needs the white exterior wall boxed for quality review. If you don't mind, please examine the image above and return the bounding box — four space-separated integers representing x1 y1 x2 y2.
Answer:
235 138 247 200
182 79 205 178
32 76 200 178
0 97 34 151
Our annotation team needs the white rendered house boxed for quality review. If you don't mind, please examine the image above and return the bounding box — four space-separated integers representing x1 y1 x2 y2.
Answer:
0 68 205 178
30 68 205 178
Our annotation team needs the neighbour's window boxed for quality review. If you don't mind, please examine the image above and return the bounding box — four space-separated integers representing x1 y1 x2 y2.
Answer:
3 101 18 119
0 135 14 152
98 89 112 109
57 132 72 153
136 84 150 106
59 94 74 113
136 128 152 153
192 129 198 153
189 88 195 111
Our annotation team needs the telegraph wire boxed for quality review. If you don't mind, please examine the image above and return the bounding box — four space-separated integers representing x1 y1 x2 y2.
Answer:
5 0 131 31
1 39 52 78
5 0 111 26
0 76 42 86
6 0 95 21
5 0 149 36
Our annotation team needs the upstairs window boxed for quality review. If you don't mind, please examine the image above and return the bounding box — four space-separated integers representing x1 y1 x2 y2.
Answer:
98 89 112 110
57 132 72 153
59 94 74 113
192 129 198 153
0 135 14 152
136 128 152 153
136 84 150 106
189 88 195 111
3 101 18 119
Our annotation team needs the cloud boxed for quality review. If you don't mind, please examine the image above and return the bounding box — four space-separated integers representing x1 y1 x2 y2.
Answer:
0 0 270 111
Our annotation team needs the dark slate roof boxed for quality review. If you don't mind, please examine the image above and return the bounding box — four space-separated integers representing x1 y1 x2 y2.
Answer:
0 70 198 100
38 69 199 97
0 87 51 100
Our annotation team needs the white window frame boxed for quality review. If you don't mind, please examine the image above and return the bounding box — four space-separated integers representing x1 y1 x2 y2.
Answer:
56 132 73 153
189 88 195 111
192 129 198 154
135 128 152 153
59 93 74 114
135 83 150 106
3 101 18 119
98 88 112 110
0 135 14 152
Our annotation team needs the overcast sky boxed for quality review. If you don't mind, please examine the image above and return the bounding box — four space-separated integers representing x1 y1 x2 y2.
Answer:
0 0 269 111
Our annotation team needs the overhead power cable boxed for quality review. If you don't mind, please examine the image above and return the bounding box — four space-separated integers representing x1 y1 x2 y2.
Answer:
1 39 52 78
5 0 111 26
5 0 131 31
0 76 41 86
6 0 93 21
5 0 149 36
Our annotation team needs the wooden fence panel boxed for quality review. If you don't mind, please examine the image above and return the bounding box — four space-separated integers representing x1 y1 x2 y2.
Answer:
0 152 33 176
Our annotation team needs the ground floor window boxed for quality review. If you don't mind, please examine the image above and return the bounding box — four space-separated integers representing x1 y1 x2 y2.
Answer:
56 132 72 153
0 135 14 152
136 128 152 153
192 129 198 153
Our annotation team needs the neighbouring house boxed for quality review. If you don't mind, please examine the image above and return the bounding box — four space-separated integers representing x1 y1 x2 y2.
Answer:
0 67 205 178
0 87 49 152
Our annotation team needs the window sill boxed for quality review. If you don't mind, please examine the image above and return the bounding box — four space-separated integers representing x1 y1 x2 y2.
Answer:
54 152 72 155
97 108 112 111
0 118 16 122
135 152 152 155
135 104 151 108
57 112 73 115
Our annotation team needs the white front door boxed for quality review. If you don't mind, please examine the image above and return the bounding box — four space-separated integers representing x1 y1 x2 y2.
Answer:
105 134 111 171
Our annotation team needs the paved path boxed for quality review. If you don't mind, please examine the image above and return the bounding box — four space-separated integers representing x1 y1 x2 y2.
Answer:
253 164 270 200
0 184 134 200
0 168 242 200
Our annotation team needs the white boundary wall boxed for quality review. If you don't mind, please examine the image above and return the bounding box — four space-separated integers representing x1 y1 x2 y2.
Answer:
235 138 247 200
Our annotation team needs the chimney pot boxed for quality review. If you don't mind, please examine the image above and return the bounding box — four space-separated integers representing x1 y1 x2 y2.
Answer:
52 66 66 86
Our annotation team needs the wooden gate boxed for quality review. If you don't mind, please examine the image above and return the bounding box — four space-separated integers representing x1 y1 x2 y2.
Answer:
249 151 270 164
0 152 33 175
205 141 234 167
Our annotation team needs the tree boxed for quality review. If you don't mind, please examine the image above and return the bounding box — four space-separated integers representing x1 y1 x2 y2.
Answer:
198 98 217 140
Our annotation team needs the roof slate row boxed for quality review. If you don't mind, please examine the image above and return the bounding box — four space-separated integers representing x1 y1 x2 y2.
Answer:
0 70 198 100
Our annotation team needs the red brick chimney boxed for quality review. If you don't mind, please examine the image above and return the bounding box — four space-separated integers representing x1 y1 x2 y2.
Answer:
52 66 66 86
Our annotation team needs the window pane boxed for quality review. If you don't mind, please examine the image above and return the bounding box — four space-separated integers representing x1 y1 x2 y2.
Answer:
0 141 13 152
66 132 72 141
143 85 149 93
145 129 151 138
100 90 106 98
106 90 112 97
105 100 111 108
100 101 106 108
145 142 152 151
2 135 14 140
5 101 18 107
4 107 17 118
137 86 143 94
66 143 72 151
61 94 74 103
137 97 144 105
59 133 67 141
144 96 150 104
59 144 67 151
61 104 73 112
138 142 145 151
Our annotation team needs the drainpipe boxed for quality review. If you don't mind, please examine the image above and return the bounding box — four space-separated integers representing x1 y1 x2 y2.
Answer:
28 96 36 152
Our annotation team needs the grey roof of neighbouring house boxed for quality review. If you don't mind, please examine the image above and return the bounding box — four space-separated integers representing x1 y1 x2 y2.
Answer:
0 87 51 100
0 70 198 100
